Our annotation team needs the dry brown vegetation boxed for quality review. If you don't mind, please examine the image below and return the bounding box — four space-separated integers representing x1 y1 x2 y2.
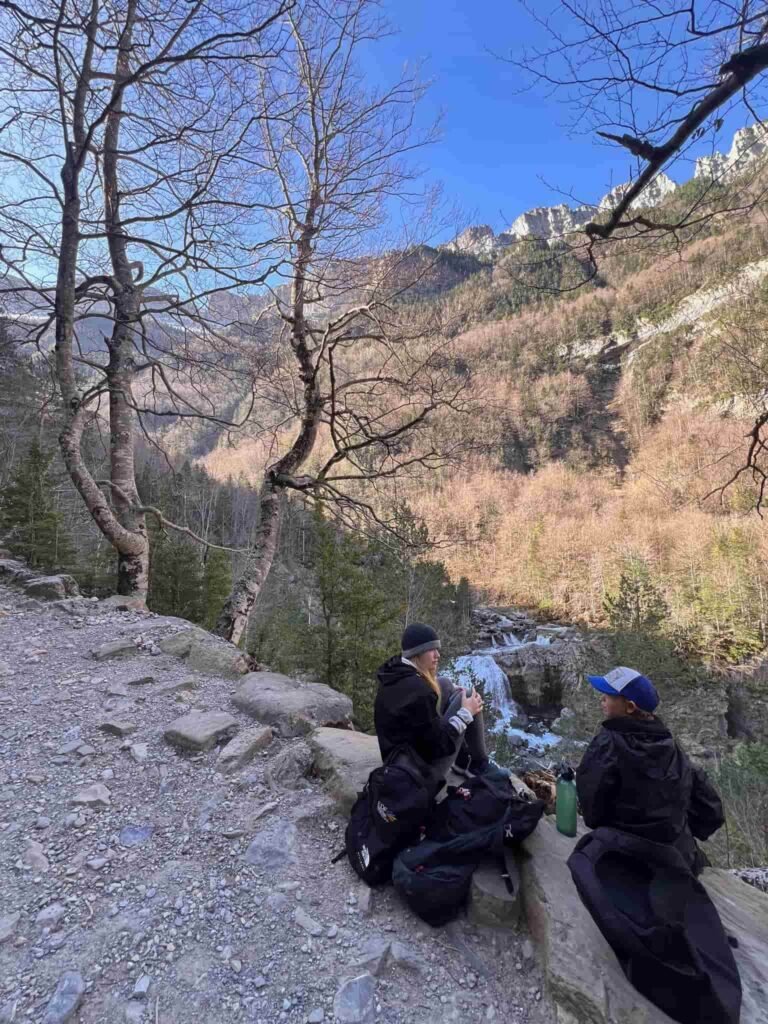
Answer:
190 199 768 655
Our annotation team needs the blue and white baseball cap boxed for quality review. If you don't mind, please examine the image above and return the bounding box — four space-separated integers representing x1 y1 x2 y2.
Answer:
586 666 659 713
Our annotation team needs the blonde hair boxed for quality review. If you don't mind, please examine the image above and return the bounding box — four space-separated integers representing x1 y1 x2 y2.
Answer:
410 654 442 703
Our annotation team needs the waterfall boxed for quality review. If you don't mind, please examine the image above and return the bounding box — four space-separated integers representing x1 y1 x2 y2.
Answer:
446 654 520 728
445 653 562 753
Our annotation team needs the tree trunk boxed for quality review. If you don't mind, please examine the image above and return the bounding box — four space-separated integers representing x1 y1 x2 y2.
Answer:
103 0 148 597
216 483 282 645
216 163 323 642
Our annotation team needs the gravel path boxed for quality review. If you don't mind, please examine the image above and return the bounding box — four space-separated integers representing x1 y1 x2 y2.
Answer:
0 584 554 1024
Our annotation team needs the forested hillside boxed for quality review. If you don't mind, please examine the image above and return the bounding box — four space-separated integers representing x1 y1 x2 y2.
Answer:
3 153 768 671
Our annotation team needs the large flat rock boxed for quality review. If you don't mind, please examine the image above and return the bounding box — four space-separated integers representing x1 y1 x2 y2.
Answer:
157 627 248 678
519 817 768 1024
703 868 768 1023
164 711 239 752
233 672 353 737
307 727 381 813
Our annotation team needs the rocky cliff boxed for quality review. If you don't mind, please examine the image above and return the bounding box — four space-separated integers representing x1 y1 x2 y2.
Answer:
446 124 768 257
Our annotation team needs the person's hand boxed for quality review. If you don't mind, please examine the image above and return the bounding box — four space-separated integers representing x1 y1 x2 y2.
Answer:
461 687 483 717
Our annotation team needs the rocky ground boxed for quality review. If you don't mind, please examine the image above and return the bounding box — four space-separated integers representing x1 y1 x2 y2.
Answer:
0 582 554 1024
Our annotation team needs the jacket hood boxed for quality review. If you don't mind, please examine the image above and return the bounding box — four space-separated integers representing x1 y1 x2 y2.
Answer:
603 715 679 781
376 654 417 688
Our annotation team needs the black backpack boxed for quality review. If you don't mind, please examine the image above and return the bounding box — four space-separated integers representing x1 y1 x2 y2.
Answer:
342 746 437 887
392 784 545 927
428 773 545 843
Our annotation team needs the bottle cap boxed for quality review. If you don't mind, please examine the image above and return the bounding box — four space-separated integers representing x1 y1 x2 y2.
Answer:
559 764 575 781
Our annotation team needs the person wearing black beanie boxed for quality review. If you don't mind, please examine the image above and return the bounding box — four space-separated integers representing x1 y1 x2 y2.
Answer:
374 623 502 786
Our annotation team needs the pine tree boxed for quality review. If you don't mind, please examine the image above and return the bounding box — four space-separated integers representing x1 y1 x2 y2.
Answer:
0 438 74 569
603 557 668 633
310 510 404 729
202 549 232 631
148 534 203 621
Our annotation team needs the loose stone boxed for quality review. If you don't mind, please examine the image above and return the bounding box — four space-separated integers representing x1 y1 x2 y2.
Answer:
41 971 85 1024
71 783 111 809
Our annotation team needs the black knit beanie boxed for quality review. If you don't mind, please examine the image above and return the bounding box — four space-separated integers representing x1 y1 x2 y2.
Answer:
401 623 440 658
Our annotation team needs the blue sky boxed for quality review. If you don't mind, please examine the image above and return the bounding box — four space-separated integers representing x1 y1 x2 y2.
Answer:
363 0 747 237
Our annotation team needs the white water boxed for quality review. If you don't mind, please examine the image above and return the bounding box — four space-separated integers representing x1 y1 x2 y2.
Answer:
473 632 552 655
444 653 561 753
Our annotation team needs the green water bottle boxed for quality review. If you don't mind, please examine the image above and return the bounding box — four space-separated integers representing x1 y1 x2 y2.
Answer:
556 764 577 837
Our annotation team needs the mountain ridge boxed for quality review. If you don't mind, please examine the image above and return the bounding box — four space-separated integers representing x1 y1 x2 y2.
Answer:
445 123 768 258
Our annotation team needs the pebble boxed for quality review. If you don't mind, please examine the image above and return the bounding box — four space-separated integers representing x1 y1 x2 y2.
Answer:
71 783 111 808
294 907 323 937
36 903 66 929
118 823 155 849
41 970 85 1023
133 975 152 1000
333 973 375 1024
21 838 50 872
99 719 137 737
0 912 21 944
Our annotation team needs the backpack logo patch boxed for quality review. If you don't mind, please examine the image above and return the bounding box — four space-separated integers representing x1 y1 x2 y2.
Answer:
376 800 397 824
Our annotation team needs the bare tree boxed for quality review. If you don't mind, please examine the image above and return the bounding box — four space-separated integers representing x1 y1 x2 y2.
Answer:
512 1 768 505
0 0 290 595
514 2 768 249
215 0 473 644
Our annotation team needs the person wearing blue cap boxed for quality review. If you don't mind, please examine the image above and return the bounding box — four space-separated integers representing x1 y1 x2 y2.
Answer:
569 668 741 1024
576 665 725 873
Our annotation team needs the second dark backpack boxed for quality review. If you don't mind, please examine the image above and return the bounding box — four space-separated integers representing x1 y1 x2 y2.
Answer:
392 798 543 927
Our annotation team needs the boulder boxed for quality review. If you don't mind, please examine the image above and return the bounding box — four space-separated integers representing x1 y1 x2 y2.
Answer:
703 869 768 1024
264 741 313 790
157 628 248 678
21 838 50 872
233 672 353 737
22 575 79 601
217 725 273 773
164 711 239 752
518 817 768 1024
307 728 381 813
187 640 249 678
0 558 34 585
157 628 208 657
468 850 522 930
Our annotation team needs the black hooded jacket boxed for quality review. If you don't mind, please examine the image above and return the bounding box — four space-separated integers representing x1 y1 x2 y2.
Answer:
374 655 462 763
576 716 724 865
